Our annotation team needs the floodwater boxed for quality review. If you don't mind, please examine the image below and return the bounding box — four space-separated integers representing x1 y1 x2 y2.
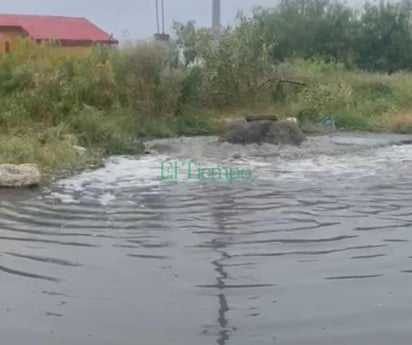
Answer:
2 133 412 345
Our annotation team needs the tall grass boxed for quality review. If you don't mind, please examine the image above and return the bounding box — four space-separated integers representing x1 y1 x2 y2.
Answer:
2 37 412 174
282 58 412 130
0 40 182 173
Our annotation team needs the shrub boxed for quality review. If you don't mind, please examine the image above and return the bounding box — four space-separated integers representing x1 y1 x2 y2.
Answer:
333 111 371 130
296 81 354 121
4 14 412 174
176 110 216 135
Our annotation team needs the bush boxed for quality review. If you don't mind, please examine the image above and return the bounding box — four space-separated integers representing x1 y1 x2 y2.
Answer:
176 110 216 135
4 13 412 174
378 112 412 133
105 134 143 155
296 81 354 121
333 111 371 130
0 133 78 173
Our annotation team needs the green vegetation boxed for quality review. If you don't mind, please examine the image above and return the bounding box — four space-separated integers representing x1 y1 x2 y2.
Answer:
0 40 177 175
250 0 412 72
2 0 412 176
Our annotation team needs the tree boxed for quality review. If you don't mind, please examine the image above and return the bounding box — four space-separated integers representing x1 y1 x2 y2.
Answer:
355 0 412 71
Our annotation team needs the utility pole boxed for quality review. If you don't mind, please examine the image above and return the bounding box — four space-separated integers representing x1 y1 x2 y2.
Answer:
161 0 165 34
154 0 170 42
155 0 160 34
212 0 221 37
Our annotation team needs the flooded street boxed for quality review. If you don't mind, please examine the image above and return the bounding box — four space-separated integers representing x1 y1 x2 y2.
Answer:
2 133 412 344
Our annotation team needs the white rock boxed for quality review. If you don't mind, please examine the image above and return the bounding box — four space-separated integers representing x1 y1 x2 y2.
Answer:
0 164 41 188
286 117 298 123
73 145 87 156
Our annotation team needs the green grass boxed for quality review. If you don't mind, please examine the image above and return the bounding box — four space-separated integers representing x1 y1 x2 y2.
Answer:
0 133 95 175
279 59 412 132
332 111 371 130
3 41 412 177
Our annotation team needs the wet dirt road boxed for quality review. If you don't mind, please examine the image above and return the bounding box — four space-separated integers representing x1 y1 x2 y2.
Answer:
2 133 412 345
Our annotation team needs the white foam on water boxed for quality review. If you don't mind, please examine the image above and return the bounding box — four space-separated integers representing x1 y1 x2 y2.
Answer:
98 192 117 206
45 192 80 204
257 145 412 182
49 155 169 204
47 143 412 204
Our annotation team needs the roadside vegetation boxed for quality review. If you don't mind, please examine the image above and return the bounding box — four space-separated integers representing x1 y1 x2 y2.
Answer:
1 0 412 174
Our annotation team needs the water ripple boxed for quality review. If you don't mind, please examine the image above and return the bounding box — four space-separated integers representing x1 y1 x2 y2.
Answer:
2 135 412 344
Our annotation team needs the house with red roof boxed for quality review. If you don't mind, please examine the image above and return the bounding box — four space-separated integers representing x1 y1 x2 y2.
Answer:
0 14 118 53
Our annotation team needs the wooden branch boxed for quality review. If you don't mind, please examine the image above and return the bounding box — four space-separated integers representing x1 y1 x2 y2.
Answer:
208 90 237 97
246 115 278 122
258 78 306 89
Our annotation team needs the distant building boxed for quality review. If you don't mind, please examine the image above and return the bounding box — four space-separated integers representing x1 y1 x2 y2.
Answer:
0 14 118 54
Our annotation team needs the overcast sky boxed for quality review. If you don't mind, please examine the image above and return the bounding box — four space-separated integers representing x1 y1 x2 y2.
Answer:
1 0 365 41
